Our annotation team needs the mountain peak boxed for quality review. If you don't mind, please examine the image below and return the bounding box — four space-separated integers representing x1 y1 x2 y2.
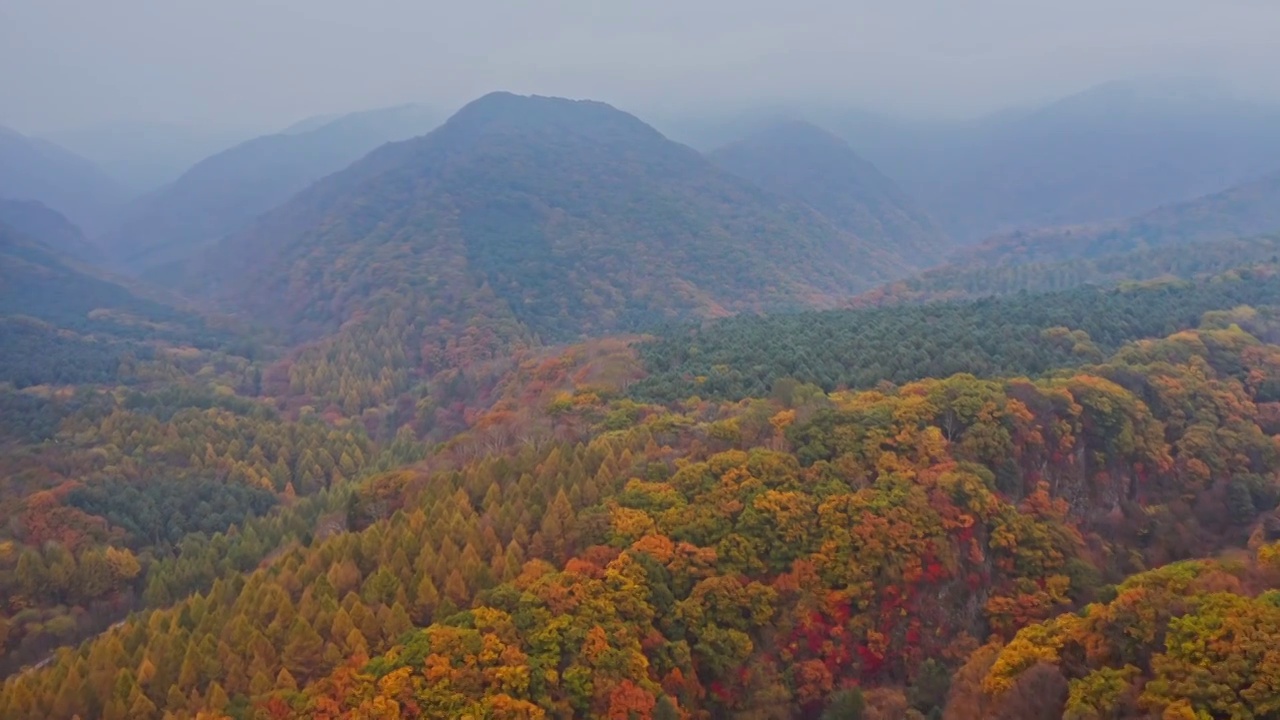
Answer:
440 92 661 143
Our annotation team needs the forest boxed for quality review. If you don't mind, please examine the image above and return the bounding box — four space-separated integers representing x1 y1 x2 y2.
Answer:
633 267 1280 402
7 81 1280 720
6 285 1280 717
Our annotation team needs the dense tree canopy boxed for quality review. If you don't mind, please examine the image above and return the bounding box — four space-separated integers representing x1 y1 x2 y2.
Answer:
633 268 1280 402
6 315 1280 719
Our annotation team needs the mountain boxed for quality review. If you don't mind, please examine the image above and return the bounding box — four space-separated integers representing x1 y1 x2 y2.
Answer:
0 125 127 234
181 92 909 346
0 199 99 261
818 78 1280 242
855 171 1280 305
708 120 950 262
99 104 442 274
44 120 259 193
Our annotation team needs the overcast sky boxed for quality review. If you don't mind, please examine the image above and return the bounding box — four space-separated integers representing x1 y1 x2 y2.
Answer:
3 0 1280 133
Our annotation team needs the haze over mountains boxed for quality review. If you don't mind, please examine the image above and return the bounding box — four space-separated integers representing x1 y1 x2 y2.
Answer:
664 78 1280 242
708 120 950 261
44 121 260 194
3 76 1278 278
884 80 1280 241
4 80 1278 337
0 199 100 262
0 125 126 234
99 104 441 275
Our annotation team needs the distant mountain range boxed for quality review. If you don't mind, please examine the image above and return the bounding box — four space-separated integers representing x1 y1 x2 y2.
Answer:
99 104 442 275
708 120 950 262
0 125 127 234
859 170 1280 304
43 120 260 194
172 92 914 347
668 78 1280 243
880 80 1280 242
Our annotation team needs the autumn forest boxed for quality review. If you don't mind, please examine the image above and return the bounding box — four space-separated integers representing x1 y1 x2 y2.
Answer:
5 86 1280 720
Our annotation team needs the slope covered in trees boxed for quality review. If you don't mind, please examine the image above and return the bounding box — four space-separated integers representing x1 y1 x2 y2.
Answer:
957 544 1280 720
0 381 392 680
142 92 928 433
0 219 248 388
632 268 1280 402
5 308 1280 718
708 120 950 262
100 105 441 275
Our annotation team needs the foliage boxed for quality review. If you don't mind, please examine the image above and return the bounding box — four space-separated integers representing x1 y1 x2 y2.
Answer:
0 386 380 678
980 545 1280 720
633 268 1280 402
7 322 1280 718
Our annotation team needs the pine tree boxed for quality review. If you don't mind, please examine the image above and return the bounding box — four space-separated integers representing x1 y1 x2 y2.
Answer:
249 670 274 697
282 618 325 681
412 575 440 624
165 684 187 713
206 681 230 712
276 667 298 692
443 568 469 608
129 690 159 718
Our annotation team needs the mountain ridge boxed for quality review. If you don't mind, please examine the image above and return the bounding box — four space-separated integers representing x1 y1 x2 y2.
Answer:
708 119 951 262
98 104 442 275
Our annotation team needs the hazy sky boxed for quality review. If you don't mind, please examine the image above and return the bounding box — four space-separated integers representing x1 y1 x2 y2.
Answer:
4 0 1280 133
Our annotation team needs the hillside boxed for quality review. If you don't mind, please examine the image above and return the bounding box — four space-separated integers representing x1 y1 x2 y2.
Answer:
99 104 441 274
0 126 126 234
709 120 950 262
7 280 1280 718
632 268 1280 402
860 172 1280 304
0 219 238 387
0 199 99 261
